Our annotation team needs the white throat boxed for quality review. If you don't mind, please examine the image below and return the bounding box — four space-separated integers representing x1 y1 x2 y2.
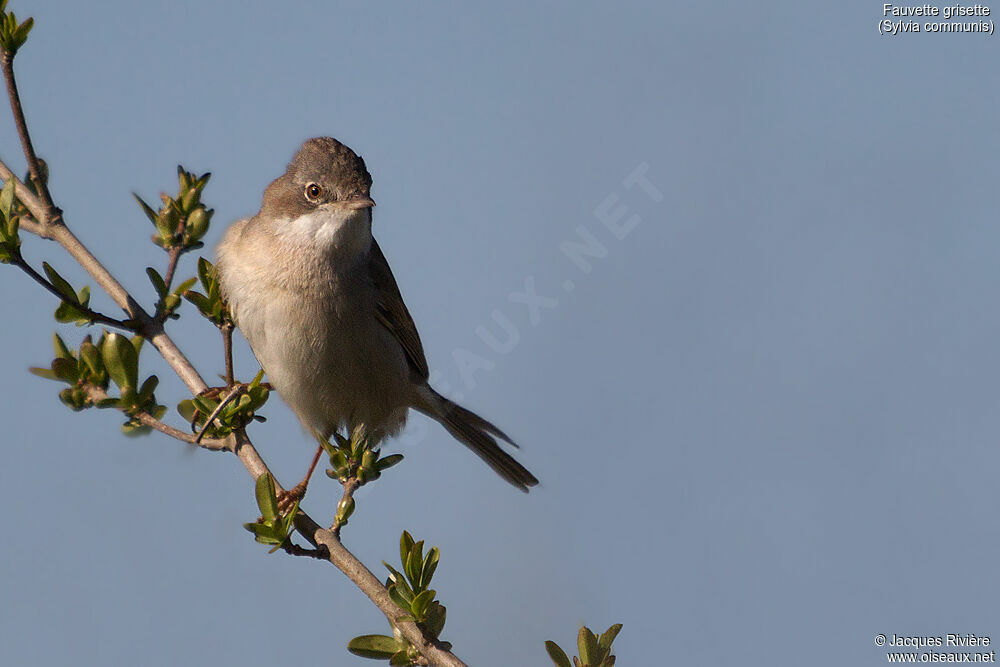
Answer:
274 206 372 260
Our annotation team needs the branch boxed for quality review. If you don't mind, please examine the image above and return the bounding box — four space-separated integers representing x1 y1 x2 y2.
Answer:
0 49 56 216
136 411 228 450
10 254 134 330
83 385 229 451
0 180 470 667
332 477 361 539
281 541 330 560
298 519 469 667
222 321 235 386
0 42 468 667
162 246 182 294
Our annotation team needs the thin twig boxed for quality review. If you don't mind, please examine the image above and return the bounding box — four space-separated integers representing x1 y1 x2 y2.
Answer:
0 156 206 390
222 321 235 386
11 254 134 330
135 410 229 450
281 540 330 560
151 245 183 323
0 50 57 217
332 477 361 539
83 385 228 451
162 246 181 293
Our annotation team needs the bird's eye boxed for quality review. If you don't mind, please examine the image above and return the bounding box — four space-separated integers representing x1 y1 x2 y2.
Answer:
305 183 323 201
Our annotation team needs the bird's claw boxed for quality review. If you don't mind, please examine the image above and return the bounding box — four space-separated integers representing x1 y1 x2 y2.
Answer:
276 481 307 514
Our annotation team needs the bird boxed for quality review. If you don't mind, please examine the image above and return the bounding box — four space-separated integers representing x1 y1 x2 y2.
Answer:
216 137 538 498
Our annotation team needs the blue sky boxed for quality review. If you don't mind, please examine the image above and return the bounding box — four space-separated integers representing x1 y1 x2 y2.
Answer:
1 2 998 665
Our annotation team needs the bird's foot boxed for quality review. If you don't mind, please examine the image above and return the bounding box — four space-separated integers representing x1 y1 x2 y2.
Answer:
197 382 273 400
276 480 308 514
274 443 324 514
196 385 227 400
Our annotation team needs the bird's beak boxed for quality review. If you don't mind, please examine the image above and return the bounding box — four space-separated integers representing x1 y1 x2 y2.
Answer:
343 196 376 211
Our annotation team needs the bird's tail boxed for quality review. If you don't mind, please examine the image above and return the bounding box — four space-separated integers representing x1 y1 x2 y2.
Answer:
414 386 539 492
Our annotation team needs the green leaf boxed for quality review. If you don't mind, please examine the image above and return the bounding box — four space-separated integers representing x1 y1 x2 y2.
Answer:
173 276 197 294
28 366 57 380
383 562 405 585
42 262 79 303
122 420 151 437
376 453 404 471
52 333 72 359
76 286 90 309
133 193 159 226
186 207 209 240
327 449 348 470
578 627 600 666
351 423 369 456
245 385 268 409
177 399 197 423
394 579 414 604
346 635 405 660
254 473 278 523
51 357 78 382
400 531 415 572
419 547 439 590
157 198 180 237
360 448 376 471
79 338 103 377
423 601 446 639
335 496 355 525
146 267 167 296
138 375 159 402
388 585 413 611
54 301 87 324
280 500 300 537
243 521 281 544
102 332 139 389
545 641 573 667
598 624 622 653
405 540 424 588
410 589 435 621
119 385 138 409
6 211 19 239
11 16 31 50
197 256 213 290
388 650 414 666
162 293 180 314
183 290 210 314
192 395 216 415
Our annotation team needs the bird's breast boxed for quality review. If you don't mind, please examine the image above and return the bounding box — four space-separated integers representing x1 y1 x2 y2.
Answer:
219 242 411 439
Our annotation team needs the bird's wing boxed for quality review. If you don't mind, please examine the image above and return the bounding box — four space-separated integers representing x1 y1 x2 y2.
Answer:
368 238 430 380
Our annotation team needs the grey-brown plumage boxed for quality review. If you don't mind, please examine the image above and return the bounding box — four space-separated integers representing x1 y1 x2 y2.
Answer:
217 137 537 491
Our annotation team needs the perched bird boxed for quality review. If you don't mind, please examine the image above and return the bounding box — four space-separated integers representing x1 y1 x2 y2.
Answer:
216 137 537 495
